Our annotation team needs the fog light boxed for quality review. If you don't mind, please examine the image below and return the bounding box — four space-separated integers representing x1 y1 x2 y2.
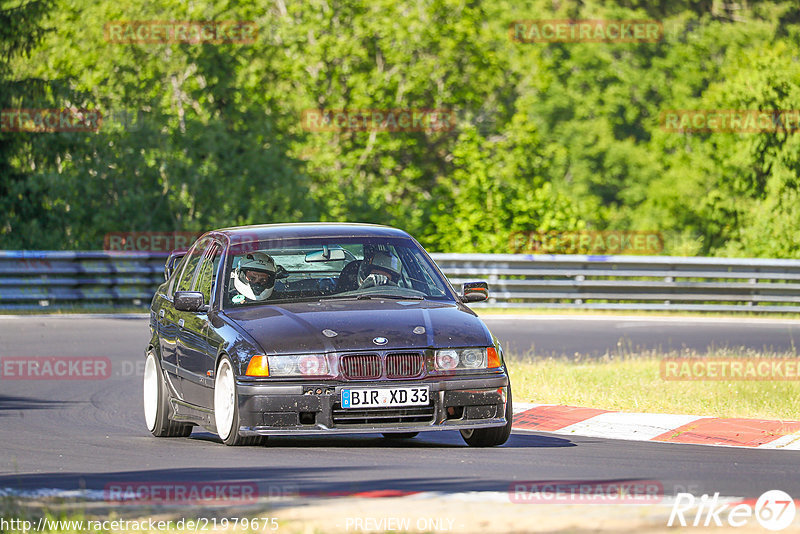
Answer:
446 406 464 419
435 349 459 370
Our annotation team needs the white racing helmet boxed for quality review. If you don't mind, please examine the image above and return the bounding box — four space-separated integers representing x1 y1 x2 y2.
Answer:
358 250 402 286
233 252 277 301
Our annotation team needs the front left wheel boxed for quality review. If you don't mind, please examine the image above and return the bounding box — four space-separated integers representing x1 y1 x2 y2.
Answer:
213 356 267 446
143 351 193 438
460 386 513 447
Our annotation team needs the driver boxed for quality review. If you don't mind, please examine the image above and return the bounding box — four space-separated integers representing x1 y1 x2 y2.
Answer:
357 250 402 289
233 252 277 302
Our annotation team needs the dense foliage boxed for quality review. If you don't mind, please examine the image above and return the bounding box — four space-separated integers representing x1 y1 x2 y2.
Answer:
1 0 799 256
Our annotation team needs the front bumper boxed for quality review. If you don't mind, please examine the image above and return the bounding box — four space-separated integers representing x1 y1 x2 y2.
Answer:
236 375 509 436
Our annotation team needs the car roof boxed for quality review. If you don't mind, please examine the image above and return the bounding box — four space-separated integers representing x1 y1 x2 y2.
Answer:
209 223 413 241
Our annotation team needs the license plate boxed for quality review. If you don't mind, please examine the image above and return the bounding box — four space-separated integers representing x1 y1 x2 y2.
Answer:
341 386 429 409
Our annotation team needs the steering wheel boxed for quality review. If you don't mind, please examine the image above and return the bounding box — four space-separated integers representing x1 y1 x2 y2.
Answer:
335 260 363 292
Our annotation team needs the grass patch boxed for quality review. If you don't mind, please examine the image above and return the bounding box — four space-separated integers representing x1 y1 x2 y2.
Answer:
508 348 800 420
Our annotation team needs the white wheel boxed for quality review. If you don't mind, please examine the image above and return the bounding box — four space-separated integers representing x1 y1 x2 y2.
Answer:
214 358 236 440
142 351 192 438
143 353 159 432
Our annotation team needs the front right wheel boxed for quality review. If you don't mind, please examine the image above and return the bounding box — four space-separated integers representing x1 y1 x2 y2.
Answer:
460 386 512 447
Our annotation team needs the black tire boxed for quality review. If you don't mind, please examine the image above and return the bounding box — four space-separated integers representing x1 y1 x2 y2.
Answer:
460 386 513 447
381 432 419 439
143 351 193 438
241 436 269 446
213 355 268 446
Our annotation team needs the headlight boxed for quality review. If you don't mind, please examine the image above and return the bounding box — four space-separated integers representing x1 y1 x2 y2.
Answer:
435 349 460 370
461 348 486 368
246 354 330 377
269 356 296 376
433 347 502 371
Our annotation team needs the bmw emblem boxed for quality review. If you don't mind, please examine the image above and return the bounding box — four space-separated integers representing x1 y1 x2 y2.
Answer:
373 337 388 346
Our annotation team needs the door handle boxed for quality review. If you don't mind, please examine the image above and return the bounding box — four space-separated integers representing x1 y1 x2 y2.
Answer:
178 319 185 328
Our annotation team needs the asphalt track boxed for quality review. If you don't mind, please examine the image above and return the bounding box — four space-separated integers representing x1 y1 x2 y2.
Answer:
487 315 800 357
0 314 799 501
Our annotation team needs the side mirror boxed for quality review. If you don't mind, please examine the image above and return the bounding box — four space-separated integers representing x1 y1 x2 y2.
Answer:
174 291 206 312
164 251 186 280
461 281 489 303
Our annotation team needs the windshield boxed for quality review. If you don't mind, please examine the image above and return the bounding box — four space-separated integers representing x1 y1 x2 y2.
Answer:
223 236 453 307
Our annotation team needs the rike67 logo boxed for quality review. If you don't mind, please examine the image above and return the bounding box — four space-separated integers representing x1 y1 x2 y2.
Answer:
669 490 796 531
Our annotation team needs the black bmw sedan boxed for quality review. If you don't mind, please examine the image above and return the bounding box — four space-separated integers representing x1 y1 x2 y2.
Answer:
144 223 512 446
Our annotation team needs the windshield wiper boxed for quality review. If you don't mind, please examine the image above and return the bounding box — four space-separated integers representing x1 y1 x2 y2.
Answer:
356 294 424 300
316 293 425 302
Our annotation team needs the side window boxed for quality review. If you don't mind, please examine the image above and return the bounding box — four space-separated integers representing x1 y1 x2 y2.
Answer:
195 244 221 304
175 238 210 292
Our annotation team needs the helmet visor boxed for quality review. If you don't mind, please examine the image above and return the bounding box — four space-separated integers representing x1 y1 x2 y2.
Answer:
242 268 275 294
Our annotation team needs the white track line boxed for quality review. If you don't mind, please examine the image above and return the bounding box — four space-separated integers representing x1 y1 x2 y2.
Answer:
553 412 705 441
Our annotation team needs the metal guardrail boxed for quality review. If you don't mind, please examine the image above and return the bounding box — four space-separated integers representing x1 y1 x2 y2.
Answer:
434 253 800 312
0 251 166 310
1 251 800 312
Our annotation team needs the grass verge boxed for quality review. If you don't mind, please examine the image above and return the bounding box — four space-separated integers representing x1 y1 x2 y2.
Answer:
508 348 800 420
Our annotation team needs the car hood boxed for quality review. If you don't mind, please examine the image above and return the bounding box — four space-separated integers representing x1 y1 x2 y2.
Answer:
222 299 493 354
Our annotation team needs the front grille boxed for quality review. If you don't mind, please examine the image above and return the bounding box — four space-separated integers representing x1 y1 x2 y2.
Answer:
340 353 381 380
332 403 436 425
386 352 424 378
